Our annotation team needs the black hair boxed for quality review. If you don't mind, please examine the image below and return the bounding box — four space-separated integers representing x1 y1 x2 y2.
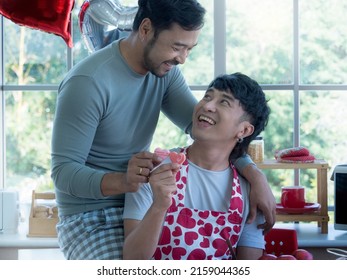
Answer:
207 73 271 160
133 0 206 36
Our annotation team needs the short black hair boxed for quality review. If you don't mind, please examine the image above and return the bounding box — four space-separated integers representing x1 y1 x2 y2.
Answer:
207 73 271 159
133 0 206 35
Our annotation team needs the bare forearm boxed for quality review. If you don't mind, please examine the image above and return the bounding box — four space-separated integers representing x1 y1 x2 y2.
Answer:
242 164 267 185
101 172 128 196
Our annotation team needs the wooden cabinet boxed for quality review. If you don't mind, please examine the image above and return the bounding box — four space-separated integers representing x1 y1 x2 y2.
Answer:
257 159 330 234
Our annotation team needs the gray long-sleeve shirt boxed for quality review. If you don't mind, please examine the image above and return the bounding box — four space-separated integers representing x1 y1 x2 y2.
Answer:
51 40 196 215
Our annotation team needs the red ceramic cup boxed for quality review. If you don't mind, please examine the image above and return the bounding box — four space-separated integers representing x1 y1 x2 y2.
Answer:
281 186 305 208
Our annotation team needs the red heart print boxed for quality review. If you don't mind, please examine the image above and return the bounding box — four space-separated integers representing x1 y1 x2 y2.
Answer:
158 226 171 245
230 234 239 245
177 208 196 229
169 152 186 164
198 211 209 219
184 231 199 245
172 226 182 237
153 248 162 259
200 237 210 248
181 175 187 184
220 227 231 239
172 247 187 260
174 239 180 246
212 238 228 258
233 225 241 234
228 211 243 224
216 216 226 226
197 219 204 225
230 196 243 213
166 214 174 225
187 249 206 260
0 0 74 47
211 210 220 217
162 246 172 255
198 222 213 236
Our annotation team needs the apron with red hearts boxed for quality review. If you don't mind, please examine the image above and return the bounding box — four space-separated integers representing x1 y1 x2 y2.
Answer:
153 147 244 260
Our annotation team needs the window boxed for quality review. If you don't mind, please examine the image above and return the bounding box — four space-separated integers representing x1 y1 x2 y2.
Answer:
1 0 347 217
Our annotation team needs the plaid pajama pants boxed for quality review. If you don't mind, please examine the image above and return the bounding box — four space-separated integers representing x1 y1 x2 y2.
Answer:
56 207 124 260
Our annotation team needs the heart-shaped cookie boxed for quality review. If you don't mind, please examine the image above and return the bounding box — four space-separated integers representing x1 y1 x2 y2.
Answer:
169 152 186 164
154 147 170 159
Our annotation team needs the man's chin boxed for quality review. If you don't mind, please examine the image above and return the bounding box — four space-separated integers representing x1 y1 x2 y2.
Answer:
151 70 169 78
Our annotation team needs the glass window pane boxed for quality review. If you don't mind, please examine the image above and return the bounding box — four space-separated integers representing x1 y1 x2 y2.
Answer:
3 19 67 85
226 0 293 84
300 91 347 206
180 0 214 85
5 91 56 203
150 90 206 151
261 90 294 200
300 0 347 84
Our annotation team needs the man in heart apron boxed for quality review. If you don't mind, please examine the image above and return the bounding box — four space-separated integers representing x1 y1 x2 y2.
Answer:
123 72 271 260
152 147 244 260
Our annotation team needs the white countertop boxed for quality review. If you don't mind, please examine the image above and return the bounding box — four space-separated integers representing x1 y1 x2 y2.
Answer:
0 221 58 249
275 223 347 247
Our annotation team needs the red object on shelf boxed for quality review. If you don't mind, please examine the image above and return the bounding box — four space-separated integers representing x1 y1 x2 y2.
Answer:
276 202 321 214
265 228 298 257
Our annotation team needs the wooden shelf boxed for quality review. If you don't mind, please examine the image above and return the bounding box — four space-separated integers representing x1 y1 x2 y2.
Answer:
257 159 330 234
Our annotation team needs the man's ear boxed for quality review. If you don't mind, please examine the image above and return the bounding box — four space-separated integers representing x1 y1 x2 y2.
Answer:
139 18 152 38
238 122 254 139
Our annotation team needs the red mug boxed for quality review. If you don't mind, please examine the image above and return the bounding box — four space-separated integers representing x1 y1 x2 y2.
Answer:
281 186 305 208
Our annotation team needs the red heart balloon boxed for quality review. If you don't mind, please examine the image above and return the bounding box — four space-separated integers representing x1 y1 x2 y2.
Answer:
0 0 74 48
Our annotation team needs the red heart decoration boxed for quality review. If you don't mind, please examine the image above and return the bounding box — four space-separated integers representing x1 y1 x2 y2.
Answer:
172 226 182 237
187 249 206 260
162 246 172 256
0 0 74 47
198 222 213 236
212 238 228 258
166 214 174 225
219 227 231 239
174 239 180 246
216 216 226 226
158 226 171 245
198 211 210 219
177 208 196 229
169 152 186 164
172 247 187 260
227 211 243 224
200 237 210 248
184 231 199 246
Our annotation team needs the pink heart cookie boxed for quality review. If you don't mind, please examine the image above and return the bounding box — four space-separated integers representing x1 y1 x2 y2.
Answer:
154 147 170 159
169 152 186 164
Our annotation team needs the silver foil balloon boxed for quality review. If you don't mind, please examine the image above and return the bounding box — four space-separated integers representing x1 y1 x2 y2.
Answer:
79 0 138 53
